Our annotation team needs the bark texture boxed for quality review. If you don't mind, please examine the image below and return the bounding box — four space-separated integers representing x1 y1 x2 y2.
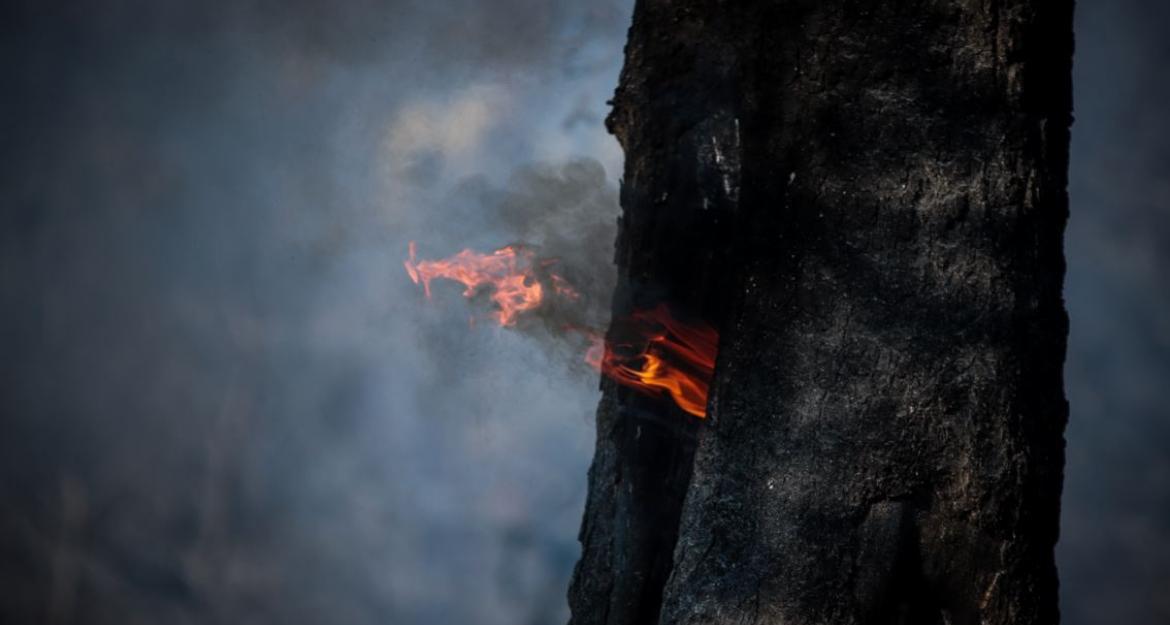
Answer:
570 2 1073 625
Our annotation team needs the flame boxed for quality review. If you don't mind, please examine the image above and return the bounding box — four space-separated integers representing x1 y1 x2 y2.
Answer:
550 274 581 301
405 241 557 326
584 305 717 418
405 243 718 418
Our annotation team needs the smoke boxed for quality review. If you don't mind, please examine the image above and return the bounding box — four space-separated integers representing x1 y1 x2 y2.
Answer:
492 160 620 322
409 159 619 342
1058 2 1170 624
0 1 626 625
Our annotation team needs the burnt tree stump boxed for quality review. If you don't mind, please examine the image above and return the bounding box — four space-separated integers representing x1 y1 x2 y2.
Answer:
570 1 1073 624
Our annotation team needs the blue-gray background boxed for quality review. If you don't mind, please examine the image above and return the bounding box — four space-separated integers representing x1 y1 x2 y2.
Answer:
0 2 1165 624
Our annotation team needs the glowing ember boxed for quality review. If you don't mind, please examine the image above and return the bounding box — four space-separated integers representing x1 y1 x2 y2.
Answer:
405 243 718 418
550 274 581 301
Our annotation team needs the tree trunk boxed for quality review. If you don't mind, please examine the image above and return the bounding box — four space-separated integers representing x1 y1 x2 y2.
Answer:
569 2 1073 625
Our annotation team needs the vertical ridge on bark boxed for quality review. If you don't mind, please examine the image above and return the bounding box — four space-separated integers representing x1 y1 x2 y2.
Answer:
570 2 1072 624
567 3 747 623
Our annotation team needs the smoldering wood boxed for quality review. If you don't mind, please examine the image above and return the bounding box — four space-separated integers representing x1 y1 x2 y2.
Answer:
569 2 1073 624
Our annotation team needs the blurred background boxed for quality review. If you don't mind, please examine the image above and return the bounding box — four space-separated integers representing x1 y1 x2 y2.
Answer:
0 1 1166 624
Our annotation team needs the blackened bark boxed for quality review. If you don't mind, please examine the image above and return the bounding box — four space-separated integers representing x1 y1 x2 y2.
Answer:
570 1 1073 625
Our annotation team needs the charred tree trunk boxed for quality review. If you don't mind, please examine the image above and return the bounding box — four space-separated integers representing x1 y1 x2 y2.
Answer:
569 2 1073 625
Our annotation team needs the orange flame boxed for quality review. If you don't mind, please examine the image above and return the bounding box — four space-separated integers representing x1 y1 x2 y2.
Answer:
405 243 718 418
405 241 558 326
584 305 717 418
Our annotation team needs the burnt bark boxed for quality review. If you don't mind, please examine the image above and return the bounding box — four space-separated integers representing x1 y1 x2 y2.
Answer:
569 1 1073 625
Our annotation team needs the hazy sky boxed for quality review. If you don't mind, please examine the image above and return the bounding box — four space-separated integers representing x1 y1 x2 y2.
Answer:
0 2 1167 624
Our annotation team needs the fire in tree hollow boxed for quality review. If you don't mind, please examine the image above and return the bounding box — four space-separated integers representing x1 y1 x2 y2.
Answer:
404 242 718 418
584 306 716 418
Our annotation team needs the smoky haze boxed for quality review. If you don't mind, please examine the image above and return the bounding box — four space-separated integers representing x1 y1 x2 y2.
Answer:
411 158 620 345
0 2 625 624
0 1 1167 625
